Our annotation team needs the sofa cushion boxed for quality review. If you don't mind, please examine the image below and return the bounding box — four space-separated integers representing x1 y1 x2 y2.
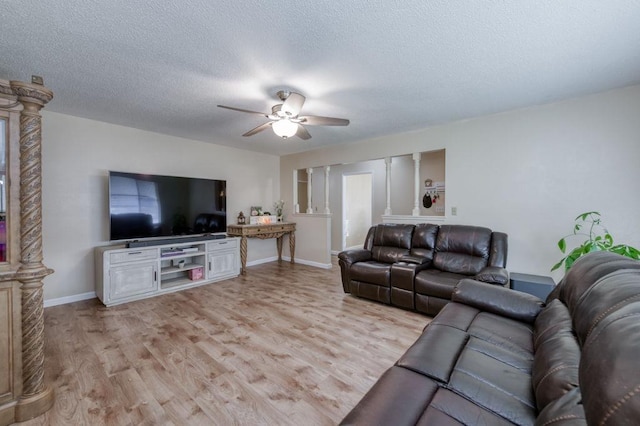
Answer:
410 223 439 260
396 324 468 383
474 265 510 285
415 269 463 298
350 261 390 286
424 303 537 424
580 297 640 425
532 300 580 411
572 268 640 345
469 314 534 358
449 345 536 425
552 251 640 320
416 388 516 426
349 280 391 304
371 224 413 263
453 278 544 324
534 388 586 426
403 301 537 424
340 366 439 426
433 225 492 275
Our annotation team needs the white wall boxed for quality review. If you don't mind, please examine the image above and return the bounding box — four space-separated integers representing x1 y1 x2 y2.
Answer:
280 84 640 283
41 112 280 302
390 155 415 215
420 149 446 216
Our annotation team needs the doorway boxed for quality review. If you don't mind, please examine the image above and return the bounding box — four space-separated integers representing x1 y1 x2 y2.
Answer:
342 173 373 250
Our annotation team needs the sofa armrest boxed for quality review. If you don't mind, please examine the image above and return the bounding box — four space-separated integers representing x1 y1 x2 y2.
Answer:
338 249 372 264
474 266 510 286
399 255 432 266
452 278 544 324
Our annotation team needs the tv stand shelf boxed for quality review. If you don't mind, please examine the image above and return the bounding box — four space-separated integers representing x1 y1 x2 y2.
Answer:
161 263 204 274
95 236 240 306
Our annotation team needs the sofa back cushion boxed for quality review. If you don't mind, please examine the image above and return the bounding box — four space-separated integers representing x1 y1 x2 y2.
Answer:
580 297 640 425
534 388 586 426
410 223 439 260
433 225 492 275
532 299 580 411
371 224 414 264
540 252 640 424
488 231 508 268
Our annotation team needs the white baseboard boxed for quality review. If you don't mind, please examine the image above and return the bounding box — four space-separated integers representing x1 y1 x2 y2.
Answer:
44 291 97 308
246 256 279 267
247 256 332 270
282 256 332 269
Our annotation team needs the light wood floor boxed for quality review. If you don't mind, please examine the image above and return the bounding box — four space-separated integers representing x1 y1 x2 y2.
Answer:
21 258 429 425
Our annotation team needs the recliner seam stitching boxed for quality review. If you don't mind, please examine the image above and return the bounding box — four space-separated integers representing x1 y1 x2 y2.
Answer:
465 344 531 373
598 383 640 426
454 367 536 409
535 364 578 390
540 414 581 426
585 294 640 338
583 312 640 351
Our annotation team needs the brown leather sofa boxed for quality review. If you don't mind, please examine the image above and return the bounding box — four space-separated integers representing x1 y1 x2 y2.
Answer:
338 223 509 316
341 251 640 425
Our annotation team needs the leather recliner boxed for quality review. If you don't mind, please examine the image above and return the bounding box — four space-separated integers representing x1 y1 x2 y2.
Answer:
339 223 415 304
339 223 509 315
340 251 640 425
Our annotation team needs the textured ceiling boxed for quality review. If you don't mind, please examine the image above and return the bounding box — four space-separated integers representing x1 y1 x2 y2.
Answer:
2 1 640 155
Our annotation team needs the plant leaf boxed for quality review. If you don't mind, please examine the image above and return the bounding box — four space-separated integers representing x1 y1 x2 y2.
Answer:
558 239 566 253
551 259 565 272
604 233 614 246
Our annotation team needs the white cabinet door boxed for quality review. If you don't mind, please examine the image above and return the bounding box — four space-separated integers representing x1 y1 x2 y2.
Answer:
208 251 238 278
109 261 158 302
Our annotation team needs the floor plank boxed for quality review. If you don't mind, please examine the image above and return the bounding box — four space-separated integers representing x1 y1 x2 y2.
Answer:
20 258 429 425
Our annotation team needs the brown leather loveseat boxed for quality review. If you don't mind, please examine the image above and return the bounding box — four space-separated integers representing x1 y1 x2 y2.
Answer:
338 223 509 316
341 251 640 425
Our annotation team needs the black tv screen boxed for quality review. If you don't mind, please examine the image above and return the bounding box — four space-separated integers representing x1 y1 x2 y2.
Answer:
109 171 227 241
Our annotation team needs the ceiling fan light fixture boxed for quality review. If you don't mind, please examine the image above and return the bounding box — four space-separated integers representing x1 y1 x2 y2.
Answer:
272 119 298 138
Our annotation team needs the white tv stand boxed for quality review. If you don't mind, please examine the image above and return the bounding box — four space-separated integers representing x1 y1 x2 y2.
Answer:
95 236 240 306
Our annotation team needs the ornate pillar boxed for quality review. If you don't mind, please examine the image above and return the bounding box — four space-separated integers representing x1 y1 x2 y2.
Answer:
412 153 421 216
10 80 54 420
384 157 392 215
293 170 300 214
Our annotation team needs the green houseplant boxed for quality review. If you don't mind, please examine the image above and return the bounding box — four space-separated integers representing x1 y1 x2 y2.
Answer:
552 211 640 272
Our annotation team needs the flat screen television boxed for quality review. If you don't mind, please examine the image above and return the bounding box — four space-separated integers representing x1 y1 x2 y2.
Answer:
109 171 227 241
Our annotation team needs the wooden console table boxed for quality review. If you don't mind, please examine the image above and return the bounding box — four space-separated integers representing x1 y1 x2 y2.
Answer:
227 222 296 274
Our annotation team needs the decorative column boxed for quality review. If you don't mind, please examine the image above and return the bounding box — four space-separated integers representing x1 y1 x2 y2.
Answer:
306 168 313 214
384 157 392 215
10 80 55 420
293 170 300 213
324 165 331 214
412 153 421 216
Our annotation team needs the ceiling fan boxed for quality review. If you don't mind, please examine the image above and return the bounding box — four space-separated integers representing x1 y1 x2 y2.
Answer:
217 90 349 140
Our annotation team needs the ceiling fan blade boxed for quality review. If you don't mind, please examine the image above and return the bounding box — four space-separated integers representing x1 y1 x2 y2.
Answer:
218 105 269 117
281 92 305 117
299 115 350 126
243 122 273 137
296 125 311 140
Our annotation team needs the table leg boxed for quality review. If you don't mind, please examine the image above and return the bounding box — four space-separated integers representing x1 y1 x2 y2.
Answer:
276 235 283 262
240 236 248 274
289 231 295 264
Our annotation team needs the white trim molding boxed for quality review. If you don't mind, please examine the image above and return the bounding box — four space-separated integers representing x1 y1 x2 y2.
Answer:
44 291 97 308
382 215 447 225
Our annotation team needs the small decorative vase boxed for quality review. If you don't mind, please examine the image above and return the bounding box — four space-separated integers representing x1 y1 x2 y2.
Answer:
277 215 283 222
